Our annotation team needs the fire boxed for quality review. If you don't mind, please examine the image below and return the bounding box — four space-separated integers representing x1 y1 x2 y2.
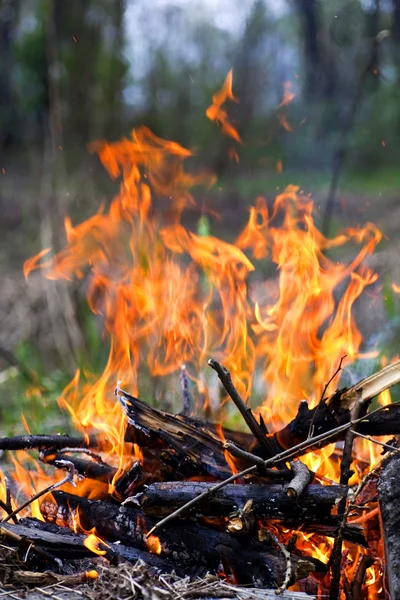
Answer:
206 69 241 143
146 534 162 555
84 531 109 556
17 71 390 592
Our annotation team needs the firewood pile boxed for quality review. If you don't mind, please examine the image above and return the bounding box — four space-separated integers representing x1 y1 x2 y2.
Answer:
1 357 400 599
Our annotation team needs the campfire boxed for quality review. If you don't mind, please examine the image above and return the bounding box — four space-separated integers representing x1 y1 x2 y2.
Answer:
1 71 400 600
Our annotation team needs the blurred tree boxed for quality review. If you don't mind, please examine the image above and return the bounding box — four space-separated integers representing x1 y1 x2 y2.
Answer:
294 0 338 100
0 0 21 150
392 0 400 43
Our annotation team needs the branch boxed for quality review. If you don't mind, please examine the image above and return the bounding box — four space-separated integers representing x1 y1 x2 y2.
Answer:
208 359 277 458
286 460 313 498
0 434 99 451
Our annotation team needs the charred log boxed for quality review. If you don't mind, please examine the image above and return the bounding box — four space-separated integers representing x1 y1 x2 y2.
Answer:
138 481 366 545
41 490 325 587
1 519 175 572
139 481 346 519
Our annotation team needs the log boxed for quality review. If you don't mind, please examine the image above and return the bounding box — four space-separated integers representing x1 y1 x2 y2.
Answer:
139 481 345 519
378 453 400 600
138 481 366 545
41 491 325 587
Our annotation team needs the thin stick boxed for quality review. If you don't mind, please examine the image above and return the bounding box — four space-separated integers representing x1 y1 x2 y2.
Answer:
351 429 400 454
0 434 99 451
208 359 276 458
223 441 293 478
348 507 379 525
308 355 347 438
1 461 76 523
59 448 107 463
271 534 292 595
329 392 364 600
146 401 395 538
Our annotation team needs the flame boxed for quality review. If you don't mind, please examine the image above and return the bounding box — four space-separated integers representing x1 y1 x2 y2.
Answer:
392 282 400 294
278 81 296 108
146 534 162 555
206 70 241 142
84 531 109 556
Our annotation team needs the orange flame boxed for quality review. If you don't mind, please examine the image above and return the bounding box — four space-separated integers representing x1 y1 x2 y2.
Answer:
146 534 162 555
206 70 241 142
84 531 110 556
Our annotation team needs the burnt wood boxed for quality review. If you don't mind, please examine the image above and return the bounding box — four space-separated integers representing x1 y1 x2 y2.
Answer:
138 481 366 545
40 450 117 483
139 481 346 518
41 490 325 587
1 519 175 571
256 399 400 459
119 388 254 479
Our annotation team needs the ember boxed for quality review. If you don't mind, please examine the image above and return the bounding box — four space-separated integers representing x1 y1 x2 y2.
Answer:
1 72 400 599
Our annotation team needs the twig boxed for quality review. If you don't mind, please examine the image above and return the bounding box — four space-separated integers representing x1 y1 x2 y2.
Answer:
1 461 76 523
351 556 375 600
179 364 192 416
266 531 291 595
208 359 277 458
223 442 293 478
286 460 313 498
146 401 395 538
351 430 400 454
39 450 116 483
223 441 268 469
59 447 107 463
308 355 347 438
329 392 365 600
0 499 14 520
348 507 379 524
